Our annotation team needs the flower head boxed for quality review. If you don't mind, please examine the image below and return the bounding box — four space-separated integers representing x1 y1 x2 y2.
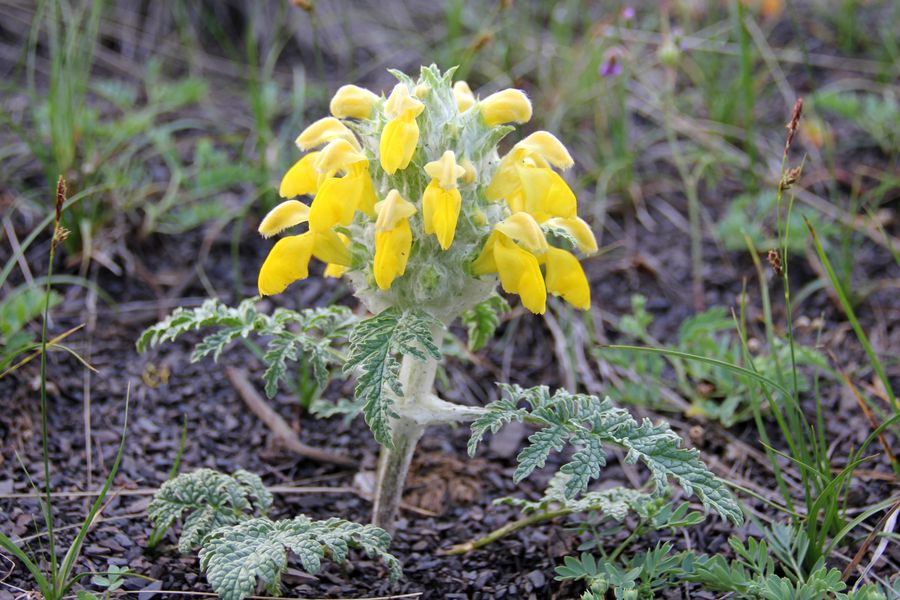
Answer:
258 66 596 321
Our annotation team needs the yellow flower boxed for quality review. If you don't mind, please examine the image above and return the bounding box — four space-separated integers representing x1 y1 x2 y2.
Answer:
471 213 547 275
542 247 590 309
373 190 417 289
257 229 351 296
259 200 310 238
422 151 466 250
305 138 377 231
295 117 360 151
486 131 578 223
380 84 425 174
453 81 476 112
490 234 547 314
479 88 532 126
330 84 379 119
471 212 592 312
279 152 320 198
471 213 549 314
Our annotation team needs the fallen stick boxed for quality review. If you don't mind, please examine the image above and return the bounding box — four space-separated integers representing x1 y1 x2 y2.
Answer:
225 366 356 468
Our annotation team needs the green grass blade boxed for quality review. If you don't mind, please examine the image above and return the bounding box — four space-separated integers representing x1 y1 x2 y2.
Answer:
0 531 52 598
806 218 899 415
600 344 793 399
56 385 130 595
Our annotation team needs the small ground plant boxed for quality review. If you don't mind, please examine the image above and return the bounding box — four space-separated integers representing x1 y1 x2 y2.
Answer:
602 294 828 425
141 65 741 596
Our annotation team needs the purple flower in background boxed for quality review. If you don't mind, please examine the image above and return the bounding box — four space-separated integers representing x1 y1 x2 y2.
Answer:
600 48 623 78
621 6 635 21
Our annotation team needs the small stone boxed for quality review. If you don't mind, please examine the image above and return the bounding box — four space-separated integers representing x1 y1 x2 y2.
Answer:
526 570 546 588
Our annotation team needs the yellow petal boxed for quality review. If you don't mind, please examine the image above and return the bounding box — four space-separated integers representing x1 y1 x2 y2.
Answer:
494 235 546 314
485 157 521 202
544 247 591 310
350 162 377 217
309 174 361 232
258 233 314 296
295 117 359 150
329 84 379 119
424 150 466 190
545 216 598 255
379 111 420 174
423 180 461 250
384 83 425 119
279 152 320 198
480 88 532 126
258 200 310 238
471 230 501 276
374 189 417 231
503 190 525 214
453 80 476 112
312 229 351 266
516 165 577 221
514 131 574 170
314 138 368 174
374 220 412 289
413 83 431 98
494 212 549 253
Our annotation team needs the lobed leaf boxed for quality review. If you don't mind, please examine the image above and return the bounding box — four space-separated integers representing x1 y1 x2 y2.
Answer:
469 385 743 525
344 307 442 447
147 468 272 553
199 516 401 600
138 299 354 397
461 294 509 352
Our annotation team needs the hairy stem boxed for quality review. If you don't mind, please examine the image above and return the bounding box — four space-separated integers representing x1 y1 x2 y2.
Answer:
371 328 444 532
443 507 572 555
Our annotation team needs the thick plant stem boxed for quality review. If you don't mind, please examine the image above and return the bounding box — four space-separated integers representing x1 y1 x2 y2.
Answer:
372 416 426 532
371 329 443 532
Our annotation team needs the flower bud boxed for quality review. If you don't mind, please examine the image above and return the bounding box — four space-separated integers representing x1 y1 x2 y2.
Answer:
461 159 477 184
480 88 532 126
453 81 476 112
329 84 379 119
657 38 680 67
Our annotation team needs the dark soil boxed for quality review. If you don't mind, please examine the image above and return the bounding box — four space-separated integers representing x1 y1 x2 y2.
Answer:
2 190 898 599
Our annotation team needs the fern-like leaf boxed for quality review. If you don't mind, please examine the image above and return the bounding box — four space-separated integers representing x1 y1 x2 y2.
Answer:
344 308 442 447
147 469 272 553
461 294 509 351
469 385 742 525
138 299 355 398
199 516 401 600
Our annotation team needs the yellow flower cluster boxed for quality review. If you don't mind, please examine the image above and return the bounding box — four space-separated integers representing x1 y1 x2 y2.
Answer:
257 67 596 317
